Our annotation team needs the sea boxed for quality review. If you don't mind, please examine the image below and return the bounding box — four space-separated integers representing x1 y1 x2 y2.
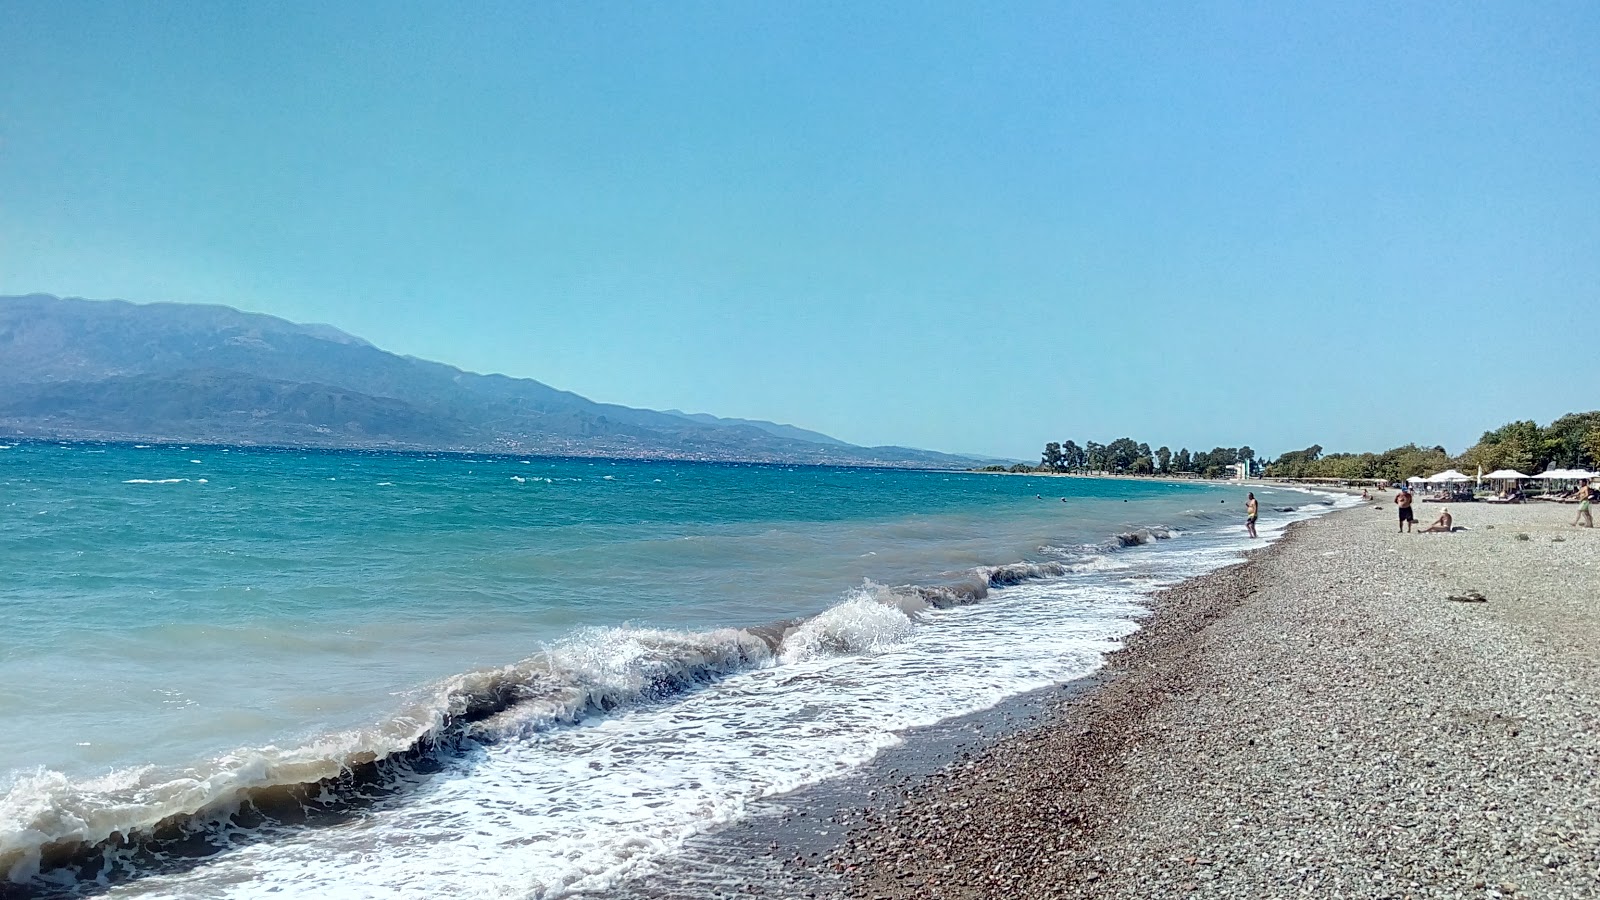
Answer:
0 441 1353 898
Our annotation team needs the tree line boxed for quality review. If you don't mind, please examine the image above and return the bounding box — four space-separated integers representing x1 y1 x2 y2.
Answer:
1263 412 1600 482
979 411 1600 483
980 438 1259 478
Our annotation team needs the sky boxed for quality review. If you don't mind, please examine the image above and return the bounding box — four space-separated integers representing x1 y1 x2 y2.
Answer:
2 2 1597 461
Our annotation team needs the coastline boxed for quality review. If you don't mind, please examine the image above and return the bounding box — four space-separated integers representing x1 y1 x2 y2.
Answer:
974 468 1372 496
630 497 1330 897
828 498 1600 898
639 496 1600 899
826 519 1300 898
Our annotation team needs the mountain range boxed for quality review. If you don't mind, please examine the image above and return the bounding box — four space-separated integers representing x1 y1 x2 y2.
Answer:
0 294 988 467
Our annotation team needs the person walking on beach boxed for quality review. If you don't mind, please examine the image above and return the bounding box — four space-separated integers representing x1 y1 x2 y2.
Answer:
1396 485 1415 532
1245 492 1259 538
1575 481 1594 528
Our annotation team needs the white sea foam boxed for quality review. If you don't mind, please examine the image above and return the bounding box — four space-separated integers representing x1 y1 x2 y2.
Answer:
80 573 1148 900
0 477 1353 899
123 478 188 484
777 589 916 663
1064 554 1136 573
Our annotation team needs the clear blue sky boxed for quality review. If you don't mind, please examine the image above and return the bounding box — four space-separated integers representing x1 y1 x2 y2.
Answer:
3 2 1596 460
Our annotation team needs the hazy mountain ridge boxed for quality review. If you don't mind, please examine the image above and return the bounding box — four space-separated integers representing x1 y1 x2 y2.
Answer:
0 295 983 467
660 409 852 447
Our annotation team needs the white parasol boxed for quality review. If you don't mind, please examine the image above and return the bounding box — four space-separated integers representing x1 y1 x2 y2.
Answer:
1482 469 1530 480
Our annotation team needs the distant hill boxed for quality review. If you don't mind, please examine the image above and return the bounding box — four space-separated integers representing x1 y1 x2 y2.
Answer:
0 294 985 468
660 410 852 447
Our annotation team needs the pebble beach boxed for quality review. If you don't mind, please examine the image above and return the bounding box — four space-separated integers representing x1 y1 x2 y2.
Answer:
833 496 1600 899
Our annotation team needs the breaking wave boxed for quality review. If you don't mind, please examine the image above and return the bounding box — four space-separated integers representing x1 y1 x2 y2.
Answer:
0 518 1189 895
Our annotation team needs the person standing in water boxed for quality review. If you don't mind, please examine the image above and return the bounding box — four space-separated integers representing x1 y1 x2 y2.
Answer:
1245 492 1259 538
1396 485 1415 532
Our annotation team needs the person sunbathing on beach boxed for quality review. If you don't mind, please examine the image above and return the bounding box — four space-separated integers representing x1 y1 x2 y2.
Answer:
1417 509 1453 533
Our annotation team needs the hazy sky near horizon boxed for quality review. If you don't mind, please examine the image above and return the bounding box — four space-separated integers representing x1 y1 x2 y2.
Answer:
3 2 1597 460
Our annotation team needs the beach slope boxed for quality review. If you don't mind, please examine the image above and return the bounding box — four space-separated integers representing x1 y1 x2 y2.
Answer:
839 501 1600 898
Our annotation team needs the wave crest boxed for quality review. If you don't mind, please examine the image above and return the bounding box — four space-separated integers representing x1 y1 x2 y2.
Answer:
777 588 916 663
0 516 1193 893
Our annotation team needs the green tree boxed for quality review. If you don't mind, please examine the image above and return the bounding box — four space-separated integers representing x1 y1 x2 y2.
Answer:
1543 412 1600 469
1460 420 1541 474
1107 437 1139 473
1264 445 1322 479
1085 441 1107 473
1175 448 1191 472
1062 440 1083 473
1156 446 1172 473
1040 442 1064 472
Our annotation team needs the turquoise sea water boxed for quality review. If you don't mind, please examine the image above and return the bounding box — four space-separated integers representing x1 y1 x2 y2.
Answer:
0 441 1348 898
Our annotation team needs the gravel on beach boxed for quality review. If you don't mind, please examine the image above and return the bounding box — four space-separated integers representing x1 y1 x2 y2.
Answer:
835 499 1600 899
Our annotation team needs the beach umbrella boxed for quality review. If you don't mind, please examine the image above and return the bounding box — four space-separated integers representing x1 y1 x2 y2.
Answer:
1483 469 1530 480
1407 476 1427 484
1427 469 1470 482
1533 469 1570 479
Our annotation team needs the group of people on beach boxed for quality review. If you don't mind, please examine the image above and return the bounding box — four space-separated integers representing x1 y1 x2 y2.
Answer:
1235 479 1592 537
1393 485 1454 533
1391 480 1594 531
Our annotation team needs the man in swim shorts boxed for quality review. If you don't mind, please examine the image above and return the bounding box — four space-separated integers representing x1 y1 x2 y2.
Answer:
1576 481 1594 528
1245 492 1258 538
1396 485 1415 532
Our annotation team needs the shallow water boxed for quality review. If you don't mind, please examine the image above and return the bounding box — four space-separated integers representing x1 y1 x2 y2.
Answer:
0 441 1346 896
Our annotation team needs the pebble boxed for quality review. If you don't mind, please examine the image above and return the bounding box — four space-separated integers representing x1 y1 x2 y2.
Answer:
832 500 1600 899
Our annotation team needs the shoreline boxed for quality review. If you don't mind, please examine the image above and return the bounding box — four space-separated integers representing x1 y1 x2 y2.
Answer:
830 498 1600 898
974 468 1375 495
631 505 1328 898
829 518 1299 897
638 496 1600 899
